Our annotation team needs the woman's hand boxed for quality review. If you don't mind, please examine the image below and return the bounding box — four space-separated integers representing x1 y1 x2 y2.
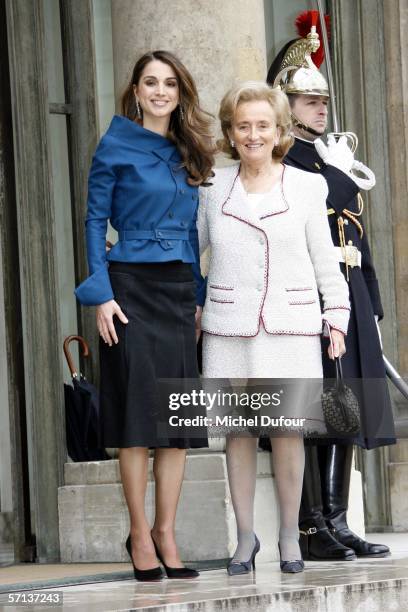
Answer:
96 300 128 346
195 306 202 343
327 329 346 360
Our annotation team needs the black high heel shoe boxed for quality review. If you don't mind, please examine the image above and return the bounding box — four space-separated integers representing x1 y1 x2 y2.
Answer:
227 534 260 576
278 542 304 574
125 534 163 581
151 533 199 579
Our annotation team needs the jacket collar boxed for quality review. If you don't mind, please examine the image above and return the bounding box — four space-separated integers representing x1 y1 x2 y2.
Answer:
285 137 324 173
107 115 180 162
222 164 289 228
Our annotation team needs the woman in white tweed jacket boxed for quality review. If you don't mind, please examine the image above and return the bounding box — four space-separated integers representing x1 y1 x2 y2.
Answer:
197 82 350 575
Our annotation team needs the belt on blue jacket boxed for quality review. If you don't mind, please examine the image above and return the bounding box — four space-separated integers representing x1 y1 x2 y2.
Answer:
118 229 190 241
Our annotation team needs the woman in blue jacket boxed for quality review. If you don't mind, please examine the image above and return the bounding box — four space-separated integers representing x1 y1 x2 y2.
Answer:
75 50 214 581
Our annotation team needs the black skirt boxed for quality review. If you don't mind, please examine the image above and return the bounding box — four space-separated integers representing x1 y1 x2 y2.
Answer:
99 261 208 449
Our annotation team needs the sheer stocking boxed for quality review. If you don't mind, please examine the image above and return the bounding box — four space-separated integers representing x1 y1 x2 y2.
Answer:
271 436 305 561
226 435 305 563
226 435 258 562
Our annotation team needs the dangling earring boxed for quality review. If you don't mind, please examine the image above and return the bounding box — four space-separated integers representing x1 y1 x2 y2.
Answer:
230 140 235 148
179 105 184 120
135 98 142 119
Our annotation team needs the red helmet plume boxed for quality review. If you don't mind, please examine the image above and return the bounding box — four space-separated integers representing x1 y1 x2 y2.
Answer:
295 10 331 68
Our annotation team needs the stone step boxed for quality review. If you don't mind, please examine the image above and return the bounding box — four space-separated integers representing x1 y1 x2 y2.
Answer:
0 513 13 565
388 462 408 530
58 452 365 564
3 551 406 611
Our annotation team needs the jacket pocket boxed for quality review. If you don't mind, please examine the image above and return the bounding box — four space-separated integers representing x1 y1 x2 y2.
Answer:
209 297 235 304
208 283 234 291
206 286 236 314
286 286 317 306
288 299 317 305
206 281 236 311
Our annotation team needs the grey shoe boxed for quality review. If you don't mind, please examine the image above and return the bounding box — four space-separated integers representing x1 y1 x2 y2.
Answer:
227 534 260 575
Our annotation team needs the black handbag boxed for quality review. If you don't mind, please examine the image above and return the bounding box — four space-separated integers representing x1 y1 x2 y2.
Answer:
321 356 360 435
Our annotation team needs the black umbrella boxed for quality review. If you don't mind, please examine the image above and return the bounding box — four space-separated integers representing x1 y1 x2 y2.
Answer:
63 335 109 462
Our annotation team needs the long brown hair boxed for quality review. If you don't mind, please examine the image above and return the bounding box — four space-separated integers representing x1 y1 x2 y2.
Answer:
121 50 215 185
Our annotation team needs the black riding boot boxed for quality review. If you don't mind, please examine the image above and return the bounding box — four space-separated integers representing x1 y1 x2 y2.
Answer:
320 444 390 557
299 446 356 561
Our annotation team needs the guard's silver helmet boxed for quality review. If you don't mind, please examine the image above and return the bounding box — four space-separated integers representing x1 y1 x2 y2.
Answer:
273 16 329 98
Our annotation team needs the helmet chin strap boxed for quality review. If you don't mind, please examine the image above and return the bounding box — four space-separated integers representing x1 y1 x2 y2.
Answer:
291 112 323 138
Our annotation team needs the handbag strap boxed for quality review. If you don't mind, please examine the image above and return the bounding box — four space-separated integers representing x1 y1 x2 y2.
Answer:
336 353 344 379
325 321 344 384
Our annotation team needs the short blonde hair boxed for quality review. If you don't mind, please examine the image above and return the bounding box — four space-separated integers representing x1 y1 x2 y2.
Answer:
218 81 294 161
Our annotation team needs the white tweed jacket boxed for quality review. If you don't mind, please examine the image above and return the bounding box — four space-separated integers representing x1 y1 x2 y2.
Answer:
198 163 350 337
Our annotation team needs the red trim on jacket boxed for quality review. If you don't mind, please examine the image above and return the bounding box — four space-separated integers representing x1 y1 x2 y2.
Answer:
220 169 268 338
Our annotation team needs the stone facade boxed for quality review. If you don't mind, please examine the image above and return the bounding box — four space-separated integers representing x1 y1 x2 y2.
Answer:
1 0 407 564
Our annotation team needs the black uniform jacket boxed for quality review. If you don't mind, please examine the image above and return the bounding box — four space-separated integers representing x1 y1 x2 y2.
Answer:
285 138 395 449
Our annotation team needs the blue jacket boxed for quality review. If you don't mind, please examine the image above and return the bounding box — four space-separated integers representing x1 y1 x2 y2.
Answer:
75 115 205 306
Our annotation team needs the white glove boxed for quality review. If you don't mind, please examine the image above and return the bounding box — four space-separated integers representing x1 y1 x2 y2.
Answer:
351 159 376 191
374 315 383 350
315 135 355 174
315 135 376 191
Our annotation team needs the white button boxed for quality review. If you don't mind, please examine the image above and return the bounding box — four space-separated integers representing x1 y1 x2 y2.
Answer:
259 238 264 245
258 262 263 268
344 219 349 225
257 285 263 291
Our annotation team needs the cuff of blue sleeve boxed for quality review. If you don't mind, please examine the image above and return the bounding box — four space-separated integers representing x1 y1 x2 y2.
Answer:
196 277 207 307
75 263 114 306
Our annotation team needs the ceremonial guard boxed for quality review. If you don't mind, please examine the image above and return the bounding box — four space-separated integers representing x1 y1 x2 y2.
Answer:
266 11 395 561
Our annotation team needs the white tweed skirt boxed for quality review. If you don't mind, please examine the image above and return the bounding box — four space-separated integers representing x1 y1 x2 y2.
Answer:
202 325 323 379
202 325 326 435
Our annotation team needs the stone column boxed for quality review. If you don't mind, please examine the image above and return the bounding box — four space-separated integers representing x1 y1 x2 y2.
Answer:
0 0 28 562
5 0 66 562
383 0 408 530
383 0 408 383
111 0 267 118
330 0 408 530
